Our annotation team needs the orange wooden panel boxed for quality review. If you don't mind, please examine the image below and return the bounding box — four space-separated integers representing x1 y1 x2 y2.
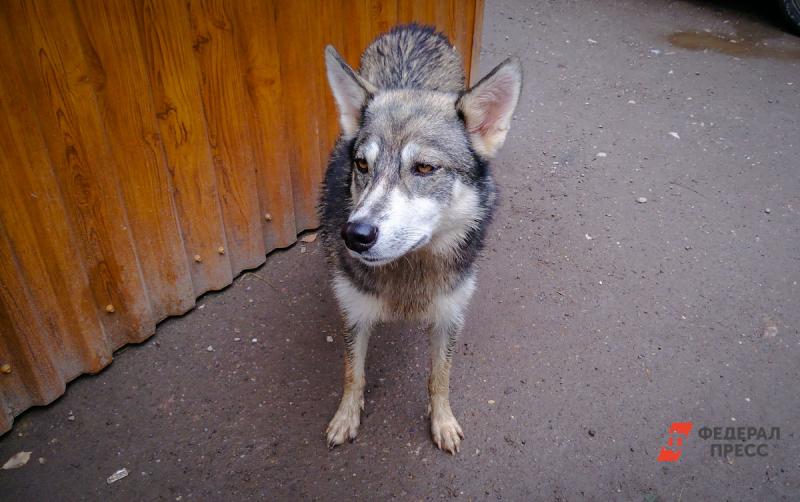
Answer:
134 0 234 295
469 0 485 85
0 229 65 434
187 0 267 272
232 0 297 250
0 5 114 433
74 0 196 320
273 1 327 231
5 0 154 349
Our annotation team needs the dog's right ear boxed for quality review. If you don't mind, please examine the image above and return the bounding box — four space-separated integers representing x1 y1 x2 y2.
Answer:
325 45 376 139
457 57 522 159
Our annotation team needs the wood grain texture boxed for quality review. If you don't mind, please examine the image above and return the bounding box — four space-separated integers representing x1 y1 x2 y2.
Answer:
0 0 483 434
74 0 196 320
135 0 234 295
187 0 267 273
232 0 297 250
5 0 154 350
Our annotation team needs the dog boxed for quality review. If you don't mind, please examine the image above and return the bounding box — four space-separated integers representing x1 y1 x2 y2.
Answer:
319 24 521 454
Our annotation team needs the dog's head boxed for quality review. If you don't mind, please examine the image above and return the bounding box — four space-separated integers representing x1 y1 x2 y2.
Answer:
325 46 521 266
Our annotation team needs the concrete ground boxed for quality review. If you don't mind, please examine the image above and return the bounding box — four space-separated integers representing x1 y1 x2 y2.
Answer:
2 0 799 500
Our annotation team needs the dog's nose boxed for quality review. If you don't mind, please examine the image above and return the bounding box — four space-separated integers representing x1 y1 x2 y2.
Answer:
341 221 378 252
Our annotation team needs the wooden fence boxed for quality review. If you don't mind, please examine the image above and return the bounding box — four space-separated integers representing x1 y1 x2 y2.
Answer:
0 0 483 434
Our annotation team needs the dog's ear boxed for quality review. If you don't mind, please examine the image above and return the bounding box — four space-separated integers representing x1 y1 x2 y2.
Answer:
325 45 376 139
457 57 522 159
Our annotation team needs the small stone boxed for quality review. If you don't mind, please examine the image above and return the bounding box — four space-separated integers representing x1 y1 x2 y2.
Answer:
669 132 680 139
264 213 273 221
194 254 202 263
764 208 771 214
217 246 225 255
105 304 115 313
487 400 496 405
0 363 11 374
233 337 241 342
251 338 258 343
636 197 648 203
2 451 31 470
326 336 334 343
107 468 129 484
596 152 607 158
206 345 214 352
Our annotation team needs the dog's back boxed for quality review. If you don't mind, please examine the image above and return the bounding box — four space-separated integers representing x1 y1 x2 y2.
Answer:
359 24 465 92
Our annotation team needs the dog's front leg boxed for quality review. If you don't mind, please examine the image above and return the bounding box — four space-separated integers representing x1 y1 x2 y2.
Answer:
326 320 372 447
427 276 476 454
327 276 381 448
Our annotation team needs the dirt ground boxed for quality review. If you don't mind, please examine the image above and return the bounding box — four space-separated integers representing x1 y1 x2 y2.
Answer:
1 0 799 500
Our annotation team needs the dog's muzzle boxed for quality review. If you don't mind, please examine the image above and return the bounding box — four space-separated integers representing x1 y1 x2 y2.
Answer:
341 221 378 252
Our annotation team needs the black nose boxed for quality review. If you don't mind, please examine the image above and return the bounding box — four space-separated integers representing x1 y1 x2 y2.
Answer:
341 221 378 252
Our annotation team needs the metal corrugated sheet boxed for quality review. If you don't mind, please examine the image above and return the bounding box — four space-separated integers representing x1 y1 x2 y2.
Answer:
0 0 483 434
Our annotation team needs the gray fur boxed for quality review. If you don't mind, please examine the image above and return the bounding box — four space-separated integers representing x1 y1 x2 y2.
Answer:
319 24 521 453
359 25 464 92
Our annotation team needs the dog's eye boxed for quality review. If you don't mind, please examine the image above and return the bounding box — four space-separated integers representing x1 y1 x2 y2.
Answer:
354 158 369 174
413 163 437 176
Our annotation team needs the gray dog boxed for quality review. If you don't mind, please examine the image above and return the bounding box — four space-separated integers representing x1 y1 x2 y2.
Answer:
319 24 522 454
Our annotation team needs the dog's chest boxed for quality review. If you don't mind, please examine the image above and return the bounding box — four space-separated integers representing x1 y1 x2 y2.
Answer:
364 252 461 319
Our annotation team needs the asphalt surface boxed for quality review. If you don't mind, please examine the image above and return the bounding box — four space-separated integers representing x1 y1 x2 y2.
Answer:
1 0 799 500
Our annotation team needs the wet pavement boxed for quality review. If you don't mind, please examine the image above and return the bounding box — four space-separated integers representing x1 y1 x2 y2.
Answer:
1 0 799 500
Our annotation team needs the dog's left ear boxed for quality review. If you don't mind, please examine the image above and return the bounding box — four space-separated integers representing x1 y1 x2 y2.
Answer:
457 57 522 159
325 45 377 140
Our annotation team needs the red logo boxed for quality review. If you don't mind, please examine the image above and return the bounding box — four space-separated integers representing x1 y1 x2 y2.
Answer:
657 422 693 462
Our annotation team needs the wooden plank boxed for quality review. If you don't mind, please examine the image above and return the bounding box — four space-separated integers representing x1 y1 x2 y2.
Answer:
0 6 109 389
0 102 105 379
317 0 352 151
469 0 485 85
187 0 267 272
273 1 326 231
134 0 234 295
336 0 366 68
74 0 195 319
5 0 154 349
0 227 65 432
232 0 297 250
397 0 435 25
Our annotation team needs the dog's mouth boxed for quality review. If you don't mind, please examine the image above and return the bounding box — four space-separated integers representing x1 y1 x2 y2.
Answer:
350 236 429 266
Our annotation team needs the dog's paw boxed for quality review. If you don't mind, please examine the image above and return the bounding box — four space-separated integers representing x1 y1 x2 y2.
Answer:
325 398 362 448
431 410 464 454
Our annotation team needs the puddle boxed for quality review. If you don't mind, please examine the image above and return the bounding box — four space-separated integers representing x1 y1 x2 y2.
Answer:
668 31 800 60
